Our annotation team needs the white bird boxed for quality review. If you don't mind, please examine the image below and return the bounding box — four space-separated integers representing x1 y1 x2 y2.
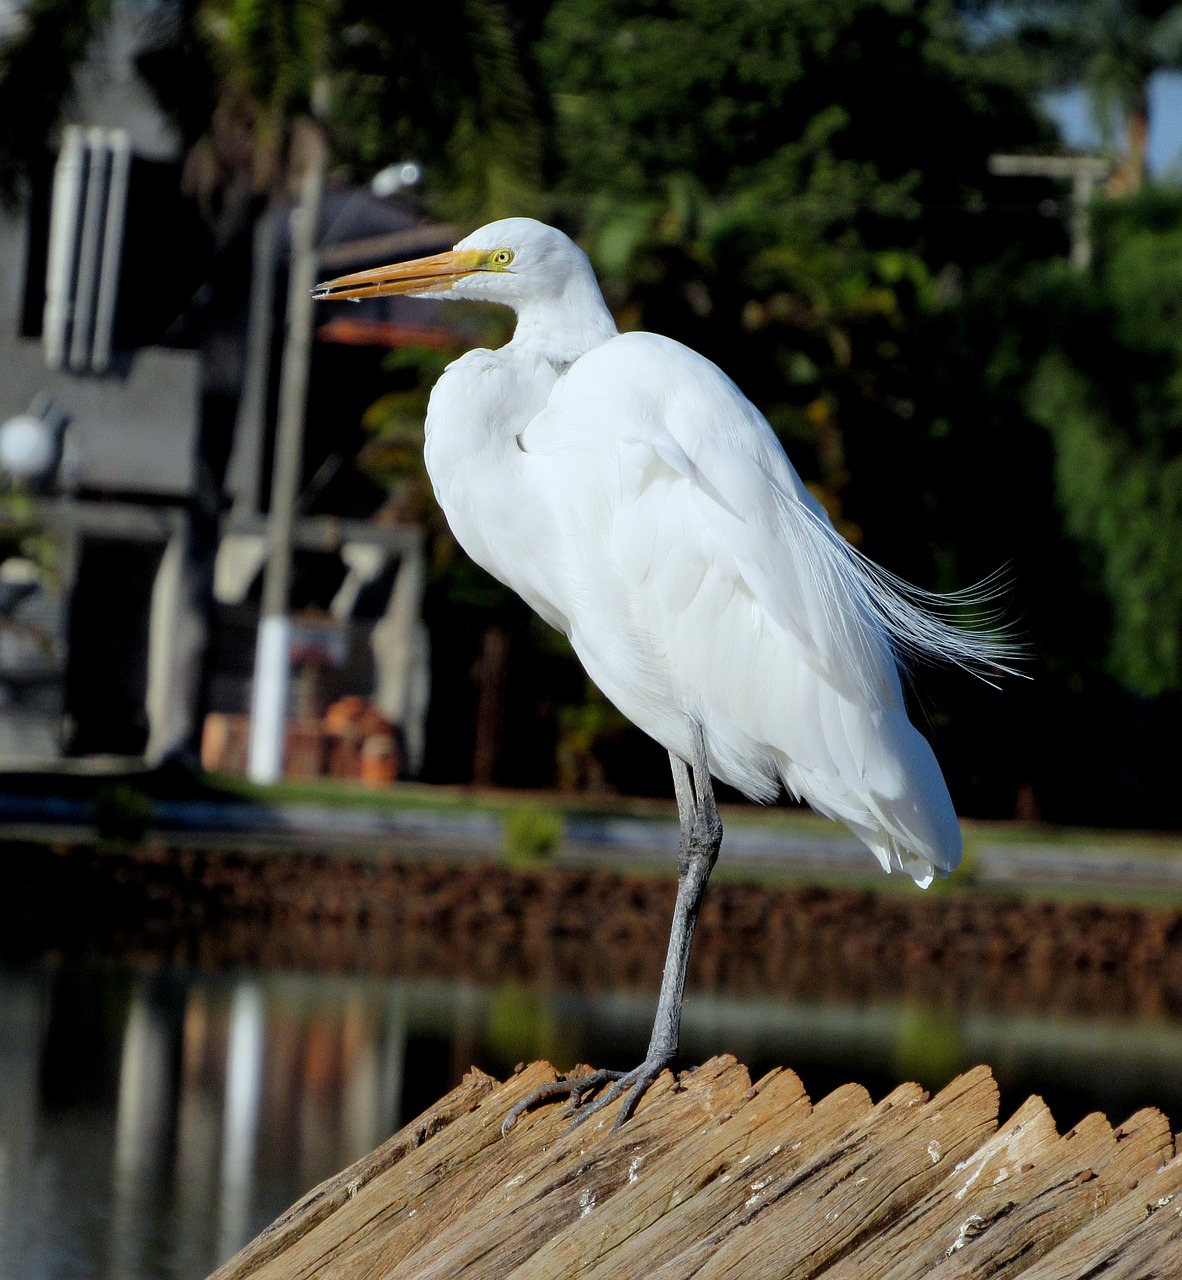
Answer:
313 217 1012 1131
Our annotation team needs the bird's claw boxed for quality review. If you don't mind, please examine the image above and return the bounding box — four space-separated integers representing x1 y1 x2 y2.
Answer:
501 1059 671 1137
501 1068 621 1136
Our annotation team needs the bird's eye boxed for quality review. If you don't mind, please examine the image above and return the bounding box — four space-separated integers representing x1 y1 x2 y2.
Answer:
491 249 514 267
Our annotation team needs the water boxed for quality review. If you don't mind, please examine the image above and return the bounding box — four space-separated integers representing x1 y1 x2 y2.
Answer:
2 954 1181 1279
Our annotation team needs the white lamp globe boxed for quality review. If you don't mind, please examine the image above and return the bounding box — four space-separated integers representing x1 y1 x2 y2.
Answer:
0 414 56 480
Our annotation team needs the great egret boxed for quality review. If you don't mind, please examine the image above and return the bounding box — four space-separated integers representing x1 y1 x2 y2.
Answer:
313 218 1012 1132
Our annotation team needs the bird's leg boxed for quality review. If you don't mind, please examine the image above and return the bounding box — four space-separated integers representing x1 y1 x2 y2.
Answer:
502 719 722 1136
640 727 722 1070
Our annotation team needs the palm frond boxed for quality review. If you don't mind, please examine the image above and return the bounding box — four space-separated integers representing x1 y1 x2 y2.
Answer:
0 0 111 207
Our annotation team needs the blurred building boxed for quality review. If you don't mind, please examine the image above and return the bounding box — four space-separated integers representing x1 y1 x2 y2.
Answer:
0 5 453 778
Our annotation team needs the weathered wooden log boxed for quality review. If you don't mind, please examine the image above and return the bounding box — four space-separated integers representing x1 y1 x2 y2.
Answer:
209 1058 1182 1280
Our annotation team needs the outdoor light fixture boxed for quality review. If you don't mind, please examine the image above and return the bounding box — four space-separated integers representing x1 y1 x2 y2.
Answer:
0 395 68 487
370 161 422 199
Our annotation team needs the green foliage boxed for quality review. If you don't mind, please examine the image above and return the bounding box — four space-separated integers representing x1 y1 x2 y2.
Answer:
8 0 544 220
502 804 564 864
555 686 630 792
0 489 57 579
326 0 542 220
894 1005 967 1090
986 0 1182 121
1022 195 1182 695
540 0 1048 252
982 0 1182 186
0 0 111 206
536 0 1052 530
14 0 1182 817
198 0 331 169
93 781 151 843
360 344 459 524
484 983 563 1067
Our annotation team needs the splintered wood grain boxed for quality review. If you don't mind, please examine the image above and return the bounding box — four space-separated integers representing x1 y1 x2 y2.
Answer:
309 1060 603 1280
208 1065 498 1280
1011 1146 1182 1280
1064 1204 1182 1280
917 1106 1176 1280
507 1069 871 1280
218 1061 567 1280
373 1056 756 1280
648 1066 1001 1280
814 1094 1057 1280
817 1098 1175 1280
209 1061 1182 1280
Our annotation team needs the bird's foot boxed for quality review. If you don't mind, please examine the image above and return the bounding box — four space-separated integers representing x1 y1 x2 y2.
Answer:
501 1056 673 1137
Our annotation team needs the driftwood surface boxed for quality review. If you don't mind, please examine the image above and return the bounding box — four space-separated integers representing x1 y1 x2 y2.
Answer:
210 1057 1182 1280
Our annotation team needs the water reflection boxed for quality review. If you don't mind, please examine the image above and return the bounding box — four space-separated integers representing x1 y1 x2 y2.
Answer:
1 959 1181 1280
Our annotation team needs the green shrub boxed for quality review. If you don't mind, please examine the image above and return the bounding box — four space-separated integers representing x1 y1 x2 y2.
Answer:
503 806 564 865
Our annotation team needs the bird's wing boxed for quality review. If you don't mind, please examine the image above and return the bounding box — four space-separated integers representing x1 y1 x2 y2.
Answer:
519 331 965 878
522 331 898 705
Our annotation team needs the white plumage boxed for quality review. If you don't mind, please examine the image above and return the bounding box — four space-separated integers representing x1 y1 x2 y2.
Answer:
314 217 1011 1125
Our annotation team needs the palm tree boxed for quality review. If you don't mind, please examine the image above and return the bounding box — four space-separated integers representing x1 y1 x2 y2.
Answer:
1 0 540 214
996 0 1182 191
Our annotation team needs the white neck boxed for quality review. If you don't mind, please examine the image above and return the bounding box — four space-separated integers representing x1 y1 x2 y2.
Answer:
506 263 618 369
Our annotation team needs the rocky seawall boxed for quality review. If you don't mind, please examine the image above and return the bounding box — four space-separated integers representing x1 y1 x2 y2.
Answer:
5 840 1181 1022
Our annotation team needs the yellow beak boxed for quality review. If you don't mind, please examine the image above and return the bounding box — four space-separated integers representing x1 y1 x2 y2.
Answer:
312 248 490 301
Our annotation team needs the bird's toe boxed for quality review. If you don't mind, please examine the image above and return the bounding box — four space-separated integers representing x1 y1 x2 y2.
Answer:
501 1060 673 1136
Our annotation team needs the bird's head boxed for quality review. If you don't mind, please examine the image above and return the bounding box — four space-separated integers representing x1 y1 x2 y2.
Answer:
312 217 593 309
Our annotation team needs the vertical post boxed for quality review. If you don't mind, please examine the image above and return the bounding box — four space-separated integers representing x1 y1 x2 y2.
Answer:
248 123 326 782
371 532 430 775
44 126 85 370
227 209 279 516
68 128 106 372
92 128 131 374
1070 167 1100 272
144 525 188 764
